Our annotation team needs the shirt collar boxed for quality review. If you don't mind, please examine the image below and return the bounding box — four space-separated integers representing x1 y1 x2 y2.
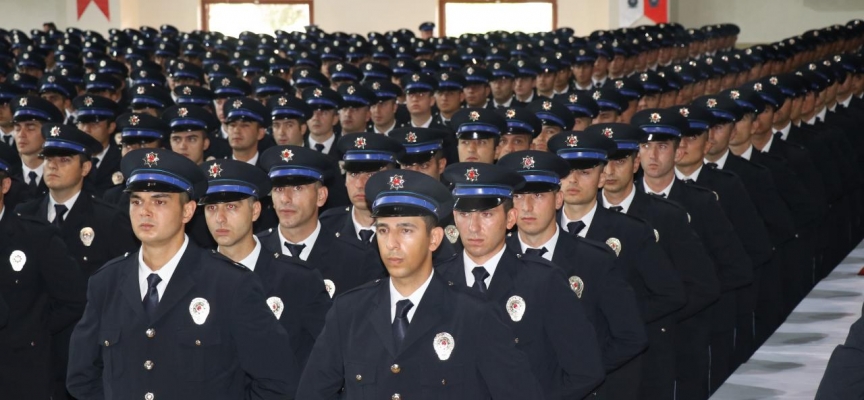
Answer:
232 151 260 166
560 201 598 238
374 120 397 134
777 122 791 140
761 131 775 153
463 245 507 287
389 270 435 323
740 145 754 160
493 97 514 108
48 190 83 222
278 221 321 260
601 185 636 214
0 206 5 223
22 162 44 183
138 235 190 299
352 206 375 241
675 164 703 182
816 107 827 122
840 96 853 109
232 236 262 271
93 144 109 168
308 133 337 154
642 177 674 197
706 149 730 169
517 228 559 261
574 82 593 91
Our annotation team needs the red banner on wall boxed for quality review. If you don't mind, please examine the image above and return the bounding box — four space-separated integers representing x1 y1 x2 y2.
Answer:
644 0 668 24
77 0 110 20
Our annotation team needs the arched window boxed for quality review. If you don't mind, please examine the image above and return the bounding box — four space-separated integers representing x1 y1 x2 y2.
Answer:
439 0 557 37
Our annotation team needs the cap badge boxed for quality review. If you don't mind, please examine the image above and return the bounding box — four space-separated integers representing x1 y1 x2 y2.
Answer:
705 58 713 65
50 126 61 137
406 131 417 143
542 101 552 111
365 63 373 70
280 148 294 162
640 73 648 81
189 297 210 325
411 74 420 82
177 62 185 70
808 63 817 71
323 279 335 298
615 80 624 89
493 62 501 69
565 134 579 147
517 60 525 67
433 332 455 361
706 98 717 108
467 48 474 54
266 297 284 320
88 73 96 81
372 81 381 90
754 82 763 92
300 70 309 77
354 136 367 149
47 75 55 83
182 86 192 95
80 227 95 247
442 54 450 61
9 250 26 272
467 67 474 75
649 112 662 123
346 86 355 95
521 155 535 169
602 127 614 138
506 295 526 322
143 152 160 167
465 167 480 182
440 73 449 81
568 276 585 298
178 107 188 117
136 86 145 94
505 109 517 119
396 61 404 68
83 96 94 107
335 63 344 71
674 65 682 72
388 174 405 190
17 96 27 107
579 49 586 55
208 163 222 178
679 107 690 118
540 57 547 63
592 91 602 100
730 90 740 100
232 99 243 109
606 237 622 256
468 111 480 121
313 88 322 97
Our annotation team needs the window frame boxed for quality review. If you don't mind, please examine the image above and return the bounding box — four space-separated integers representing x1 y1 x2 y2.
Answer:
201 0 315 32
438 0 557 37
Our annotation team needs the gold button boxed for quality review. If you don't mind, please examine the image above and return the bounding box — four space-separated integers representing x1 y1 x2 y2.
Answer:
391 394 401 400
195 340 201 346
104 340 110 347
146 329 155 338
144 360 154 370
390 364 401 374
355 374 362 382
145 393 154 400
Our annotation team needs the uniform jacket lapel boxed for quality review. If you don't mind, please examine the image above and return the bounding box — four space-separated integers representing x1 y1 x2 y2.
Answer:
398 276 446 355
151 245 201 323
370 281 397 357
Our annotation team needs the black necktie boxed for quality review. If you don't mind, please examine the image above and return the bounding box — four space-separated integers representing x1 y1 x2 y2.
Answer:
359 229 374 243
650 193 667 198
284 242 306 258
774 131 783 141
143 273 162 319
28 171 38 189
609 206 624 213
314 143 325 153
2 135 11 146
567 221 586 235
392 299 413 350
705 162 718 169
472 266 490 294
683 179 695 184
53 204 68 227
525 247 548 257
91 156 100 168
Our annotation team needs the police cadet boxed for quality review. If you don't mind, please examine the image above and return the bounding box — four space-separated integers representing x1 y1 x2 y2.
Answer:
223 96 271 167
0 153 86 400
598 122 721 400
591 87 629 124
199 158 331 370
297 169 545 399
461 65 492 108
365 79 407 134
268 93 312 146
432 70 466 129
258 145 385 297
401 72 450 131
130 84 175 118
494 106 541 160
301 86 343 159
38 74 77 125
73 94 121 197
12 95 65 201
162 104 220 166
67 148 300 400
388 127 449 179
547 130 686 400
499 150 648 400
526 97 574 151
102 112 172 208
436 162 605 399
554 90 600 131
633 107 753 394
487 61 522 109
451 108 507 164
337 83 376 134
571 48 598 91
512 59 540 104
674 100 772 366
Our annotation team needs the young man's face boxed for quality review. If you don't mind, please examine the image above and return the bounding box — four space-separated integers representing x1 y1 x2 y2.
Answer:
593 58 609 78
14 120 45 156
572 63 594 85
532 125 561 152
41 92 69 114
603 153 639 194
463 83 490 108
129 192 196 246
271 118 307 146
455 203 516 262
170 131 209 165
401 156 446 179
308 108 339 136
339 106 371 134
272 182 327 231
346 168 387 211
495 134 532 160
43 154 91 191
121 140 161 157
458 138 496 164
213 98 228 123
514 76 536 97
434 90 464 116
731 114 755 146
513 190 563 236
226 120 264 153
638 93 661 111
536 72 556 93
593 110 620 125
707 121 733 157
77 120 115 147
490 78 514 102
676 133 708 168
406 91 435 115
561 165 604 206
204 198 261 248
638 140 677 179
0 102 12 125
375 215 442 280
370 99 397 126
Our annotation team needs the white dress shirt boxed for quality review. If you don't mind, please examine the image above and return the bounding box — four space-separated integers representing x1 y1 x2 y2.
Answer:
411 116 433 128
560 201 598 238
517 229 559 262
739 145 754 161
776 122 791 141
642 178 674 198
675 164 704 182
601 185 636 214
308 134 337 155
464 245 506 288
389 270 434 323
352 206 375 241
705 148 731 170
92 145 109 169
22 162 44 186
232 236 262 271
232 151 260 166
374 120 397 135
138 235 189 300
278 222 321 261
492 97 514 108
48 190 82 223
760 132 775 153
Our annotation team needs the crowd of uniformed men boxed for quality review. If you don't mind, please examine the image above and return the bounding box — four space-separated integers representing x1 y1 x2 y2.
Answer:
0 16 863 400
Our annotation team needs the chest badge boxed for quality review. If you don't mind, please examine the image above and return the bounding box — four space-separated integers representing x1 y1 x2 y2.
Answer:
433 332 455 361
323 279 335 298
506 295 526 322
568 276 585 298
266 297 284 320
80 227 95 247
9 250 26 271
189 298 210 325
605 238 622 257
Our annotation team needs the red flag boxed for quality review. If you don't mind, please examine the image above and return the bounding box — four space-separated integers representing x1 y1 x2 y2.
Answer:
643 0 667 24
77 0 110 20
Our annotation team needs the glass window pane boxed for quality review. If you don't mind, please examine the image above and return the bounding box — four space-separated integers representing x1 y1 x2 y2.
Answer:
445 2 553 37
208 3 310 37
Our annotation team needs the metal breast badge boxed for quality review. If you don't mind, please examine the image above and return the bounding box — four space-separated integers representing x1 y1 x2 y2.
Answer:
323 279 336 298
569 276 585 298
266 297 284 320
433 332 455 361
80 227 95 247
444 225 459 244
9 250 26 271
506 295 526 322
189 298 210 325
605 238 622 257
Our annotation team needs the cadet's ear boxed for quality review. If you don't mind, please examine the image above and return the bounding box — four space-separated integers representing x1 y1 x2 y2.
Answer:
0 176 10 195
181 199 197 223
429 226 444 252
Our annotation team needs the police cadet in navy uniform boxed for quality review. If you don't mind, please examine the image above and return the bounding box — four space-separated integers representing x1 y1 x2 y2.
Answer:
633 108 753 394
10 95 64 202
102 113 172 209
547 130 686 400
297 169 545 400
73 94 122 197
199 158 331 371
499 150 647 400
598 122 721 400
301 86 343 160
67 148 299 400
0 153 87 400
222 96 273 168
257 145 385 298
436 162 605 400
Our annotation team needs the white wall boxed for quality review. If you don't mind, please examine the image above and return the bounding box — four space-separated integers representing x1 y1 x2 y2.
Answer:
674 0 864 44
